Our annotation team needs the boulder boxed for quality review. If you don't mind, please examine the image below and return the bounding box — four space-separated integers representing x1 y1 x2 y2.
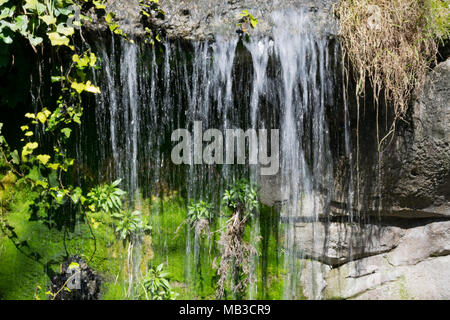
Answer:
321 221 450 299
384 221 450 266
50 255 101 300
295 222 405 266
300 259 331 300
352 256 450 300
323 254 450 300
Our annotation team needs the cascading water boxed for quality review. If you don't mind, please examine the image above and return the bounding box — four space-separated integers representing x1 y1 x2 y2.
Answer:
84 7 343 299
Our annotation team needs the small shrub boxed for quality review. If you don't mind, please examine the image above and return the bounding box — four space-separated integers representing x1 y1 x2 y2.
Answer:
139 263 177 300
216 179 259 299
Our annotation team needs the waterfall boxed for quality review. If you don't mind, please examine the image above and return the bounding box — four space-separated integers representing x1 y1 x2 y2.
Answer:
86 7 340 299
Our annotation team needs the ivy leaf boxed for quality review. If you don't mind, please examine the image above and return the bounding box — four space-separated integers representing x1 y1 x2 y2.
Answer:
68 262 80 270
0 34 13 44
36 112 47 123
240 10 249 16
105 12 114 24
72 53 90 68
40 15 57 25
36 154 50 165
84 81 100 94
10 150 20 165
15 15 29 36
70 81 85 94
24 0 47 15
61 127 71 138
0 7 15 20
28 35 43 46
47 32 69 46
56 23 74 36
48 163 59 170
92 0 106 9
89 52 97 67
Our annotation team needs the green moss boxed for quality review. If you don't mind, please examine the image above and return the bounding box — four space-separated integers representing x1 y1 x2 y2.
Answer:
0 184 291 300
0 184 130 300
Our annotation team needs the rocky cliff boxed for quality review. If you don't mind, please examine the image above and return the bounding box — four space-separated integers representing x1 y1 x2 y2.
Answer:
86 0 449 300
86 0 338 39
301 59 450 299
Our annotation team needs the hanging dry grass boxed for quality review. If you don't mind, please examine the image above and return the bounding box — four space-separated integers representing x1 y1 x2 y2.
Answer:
216 211 257 299
337 0 449 148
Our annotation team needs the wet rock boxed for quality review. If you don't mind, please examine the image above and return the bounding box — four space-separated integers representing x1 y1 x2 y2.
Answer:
259 174 289 207
327 58 450 220
295 222 405 266
299 259 330 299
352 256 450 300
87 0 338 40
383 59 450 216
384 221 450 266
321 221 450 299
323 254 450 300
50 255 101 300
323 254 401 299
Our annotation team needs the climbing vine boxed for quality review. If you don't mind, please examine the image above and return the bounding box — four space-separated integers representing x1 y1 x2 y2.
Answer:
0 0 140 298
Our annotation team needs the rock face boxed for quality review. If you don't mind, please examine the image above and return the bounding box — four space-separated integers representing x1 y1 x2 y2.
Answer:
84 1 449 300
50 255 101 300
298 60 450 299
295 222 405 266
89 0 338 40
322 221 450 299
380 58 450 218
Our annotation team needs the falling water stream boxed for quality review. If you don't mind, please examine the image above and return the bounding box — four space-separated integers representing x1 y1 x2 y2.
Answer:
82 7 345 299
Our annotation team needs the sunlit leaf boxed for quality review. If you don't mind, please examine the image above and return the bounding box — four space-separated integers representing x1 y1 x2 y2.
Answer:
40 15 56 25
36 112 47 124
47 32 70 46
68 262 80 270
56 23 74 36
36 154 50 165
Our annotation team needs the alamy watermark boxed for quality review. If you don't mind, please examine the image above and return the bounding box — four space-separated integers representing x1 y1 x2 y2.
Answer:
171 121 280 175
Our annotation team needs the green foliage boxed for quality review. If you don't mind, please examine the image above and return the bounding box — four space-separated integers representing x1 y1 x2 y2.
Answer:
139 0 164 45
87 179 126 213
0 0 131 49
222 179 258 217
139 263 177 300
140 0 165 18
425 0 450 41
0 0 131 268
186 200 213 226
216 179 260 299
104 11 131 40
0 0 80 48
237 9 258 35
112 210 152 241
